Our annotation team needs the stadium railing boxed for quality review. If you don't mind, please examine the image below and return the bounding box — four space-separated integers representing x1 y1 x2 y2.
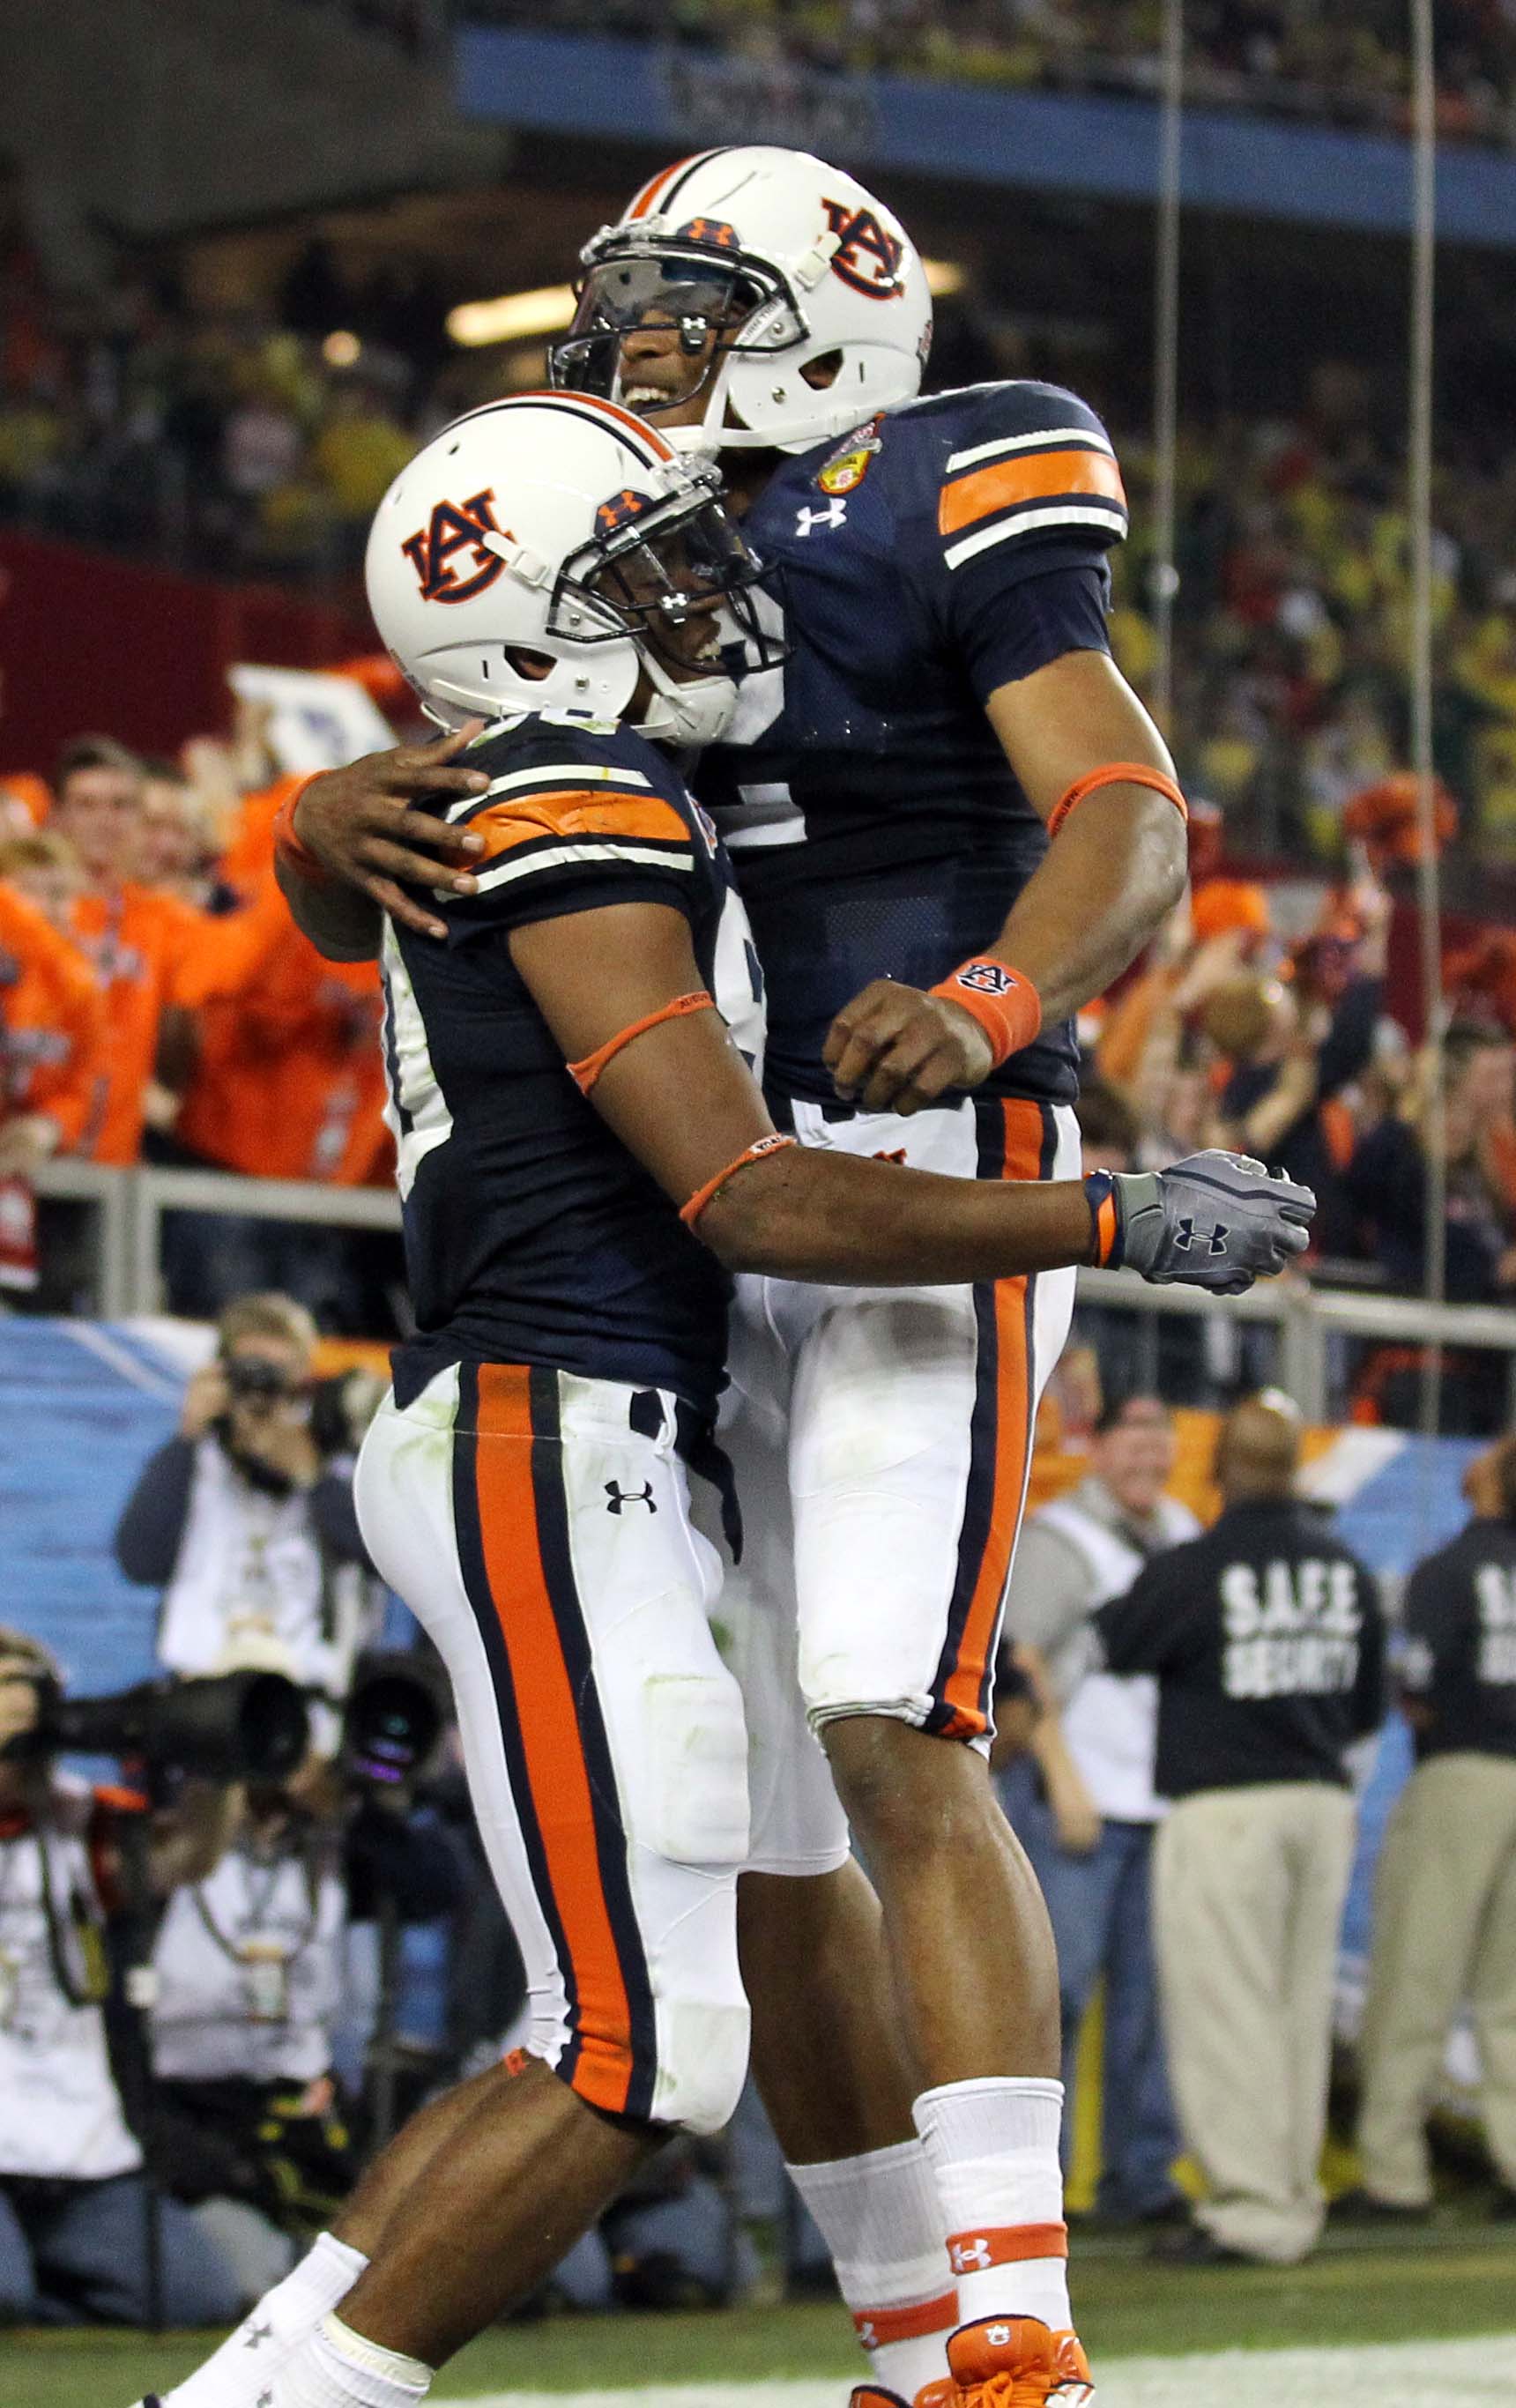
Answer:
30 1157 1516 1427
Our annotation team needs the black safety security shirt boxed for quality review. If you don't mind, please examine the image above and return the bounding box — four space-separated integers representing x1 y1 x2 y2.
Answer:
1094 1499 1386 1799
1399 1516 1516 1763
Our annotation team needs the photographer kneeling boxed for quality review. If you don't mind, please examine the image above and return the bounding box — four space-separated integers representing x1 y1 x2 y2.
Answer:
115 1296 380 1747
145 1661 461 2306
0 1630 244 2328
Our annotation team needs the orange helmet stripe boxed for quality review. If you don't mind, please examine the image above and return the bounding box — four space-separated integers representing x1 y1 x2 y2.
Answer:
627 155 700 221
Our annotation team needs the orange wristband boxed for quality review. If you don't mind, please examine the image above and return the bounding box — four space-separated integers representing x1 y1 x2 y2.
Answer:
271 777 329 883
568 992 715 1096
928 958 1042 1070
1046 762 1187 842
680 1132 798 1228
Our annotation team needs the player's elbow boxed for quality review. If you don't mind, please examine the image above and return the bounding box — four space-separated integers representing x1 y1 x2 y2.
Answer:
692 1171 827 1280
1136 790 1189 922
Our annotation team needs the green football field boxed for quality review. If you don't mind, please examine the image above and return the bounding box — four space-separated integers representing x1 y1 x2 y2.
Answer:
9 2231 1515 2408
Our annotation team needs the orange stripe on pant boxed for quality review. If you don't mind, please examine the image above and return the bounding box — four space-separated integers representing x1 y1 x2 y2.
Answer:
471 1363 636 2116
936 1098 1045 1738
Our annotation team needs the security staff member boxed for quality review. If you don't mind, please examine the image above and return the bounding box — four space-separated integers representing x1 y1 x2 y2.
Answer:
1095 1394 1386 2265
1351 1436 1516 2215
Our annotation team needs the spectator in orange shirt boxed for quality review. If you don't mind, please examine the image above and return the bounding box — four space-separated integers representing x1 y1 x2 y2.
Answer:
0 836 105 1172
163 777 393 1321
53 736 286 1164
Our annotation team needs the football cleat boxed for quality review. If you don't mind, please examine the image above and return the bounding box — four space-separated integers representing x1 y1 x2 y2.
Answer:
946 2315 1095 2407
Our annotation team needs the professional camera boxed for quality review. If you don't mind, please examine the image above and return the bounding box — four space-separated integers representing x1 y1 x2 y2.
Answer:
222 1354 301 1407
2 1669 309 1781
344 1652 446 1791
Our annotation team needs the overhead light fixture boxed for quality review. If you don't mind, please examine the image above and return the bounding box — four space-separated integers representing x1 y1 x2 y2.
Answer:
447 285 577 349
924 258 966 298
323 330 362 367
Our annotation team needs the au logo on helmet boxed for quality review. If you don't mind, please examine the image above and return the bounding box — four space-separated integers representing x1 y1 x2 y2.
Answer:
821 197 905 299
400 488 507 606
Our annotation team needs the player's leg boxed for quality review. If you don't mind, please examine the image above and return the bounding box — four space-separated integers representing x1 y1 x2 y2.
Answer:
790 1099 1089 2393
718 1286 959 2405
159 1365 752 2408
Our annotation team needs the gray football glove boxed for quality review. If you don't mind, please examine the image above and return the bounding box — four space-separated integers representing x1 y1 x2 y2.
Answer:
1094 1150 1316 1296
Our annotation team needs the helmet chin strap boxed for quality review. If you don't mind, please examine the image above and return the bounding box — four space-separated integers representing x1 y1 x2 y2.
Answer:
636 651 739 747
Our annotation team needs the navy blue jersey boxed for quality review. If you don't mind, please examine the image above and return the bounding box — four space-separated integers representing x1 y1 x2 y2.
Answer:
698 380 1127 1108
380 711 764 1418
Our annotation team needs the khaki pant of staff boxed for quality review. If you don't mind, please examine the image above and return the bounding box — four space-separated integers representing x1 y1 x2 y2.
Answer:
1356 1750 1516 2205
1153 1781 1356 2263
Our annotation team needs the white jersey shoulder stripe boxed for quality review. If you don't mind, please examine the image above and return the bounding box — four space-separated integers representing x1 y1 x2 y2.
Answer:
945 425 1117 474
944 499 1129 571
445 763 653 822
470 837 696 895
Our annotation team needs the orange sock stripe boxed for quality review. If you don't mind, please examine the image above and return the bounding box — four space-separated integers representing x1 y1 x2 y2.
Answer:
472 1364 635 2117
568 991 714 1095
851 2290 961 2351
935 1096 1044 1738
948 2221 1069 2272
1046 762 1186 842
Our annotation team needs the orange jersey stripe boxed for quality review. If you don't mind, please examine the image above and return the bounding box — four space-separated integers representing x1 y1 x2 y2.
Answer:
939 446 1126 539
469 791 691 859
938 1098 1044 1736
472 1364 635 2116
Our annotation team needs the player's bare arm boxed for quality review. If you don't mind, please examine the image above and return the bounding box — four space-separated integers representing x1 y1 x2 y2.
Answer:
825 650 1187 1113
511 897 1312 1291
277 725 493 954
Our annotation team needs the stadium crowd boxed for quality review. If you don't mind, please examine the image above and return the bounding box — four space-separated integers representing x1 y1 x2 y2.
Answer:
465 0 1516 145
9 692 1516 1431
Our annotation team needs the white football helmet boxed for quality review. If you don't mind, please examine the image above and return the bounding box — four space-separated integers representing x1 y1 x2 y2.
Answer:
552 145 932 456
363 392 781 745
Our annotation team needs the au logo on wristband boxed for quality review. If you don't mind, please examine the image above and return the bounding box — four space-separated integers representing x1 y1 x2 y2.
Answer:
955 962 1016 995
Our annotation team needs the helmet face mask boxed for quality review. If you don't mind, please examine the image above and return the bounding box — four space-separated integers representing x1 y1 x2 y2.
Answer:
551 146 932 458
554 242 805 426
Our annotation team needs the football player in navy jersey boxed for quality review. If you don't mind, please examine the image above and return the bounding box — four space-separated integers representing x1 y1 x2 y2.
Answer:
241 361 1309 2408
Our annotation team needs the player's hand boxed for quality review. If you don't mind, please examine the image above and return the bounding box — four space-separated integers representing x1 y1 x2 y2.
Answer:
293 725 494 940
823 980 995 1115
1108 1150 1315 1295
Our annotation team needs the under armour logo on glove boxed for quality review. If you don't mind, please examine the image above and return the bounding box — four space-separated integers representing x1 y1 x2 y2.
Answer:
1095 1151 1315 1297
606 1481 657 1516
242 2322 273 2351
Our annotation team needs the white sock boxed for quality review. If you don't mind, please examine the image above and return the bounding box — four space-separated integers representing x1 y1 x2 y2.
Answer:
788 2138 957 2400
275 2313 432 2408
160 2233 369 2407
915 2077 1072 2331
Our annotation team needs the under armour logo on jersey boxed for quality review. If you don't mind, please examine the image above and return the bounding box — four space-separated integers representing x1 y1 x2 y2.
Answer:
242 2321 273 2351
950 2236 993 2271
796 499 848 538
857 2319 878 2349
821 198 905 299
606 1480 658 1516
400 487 507 606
